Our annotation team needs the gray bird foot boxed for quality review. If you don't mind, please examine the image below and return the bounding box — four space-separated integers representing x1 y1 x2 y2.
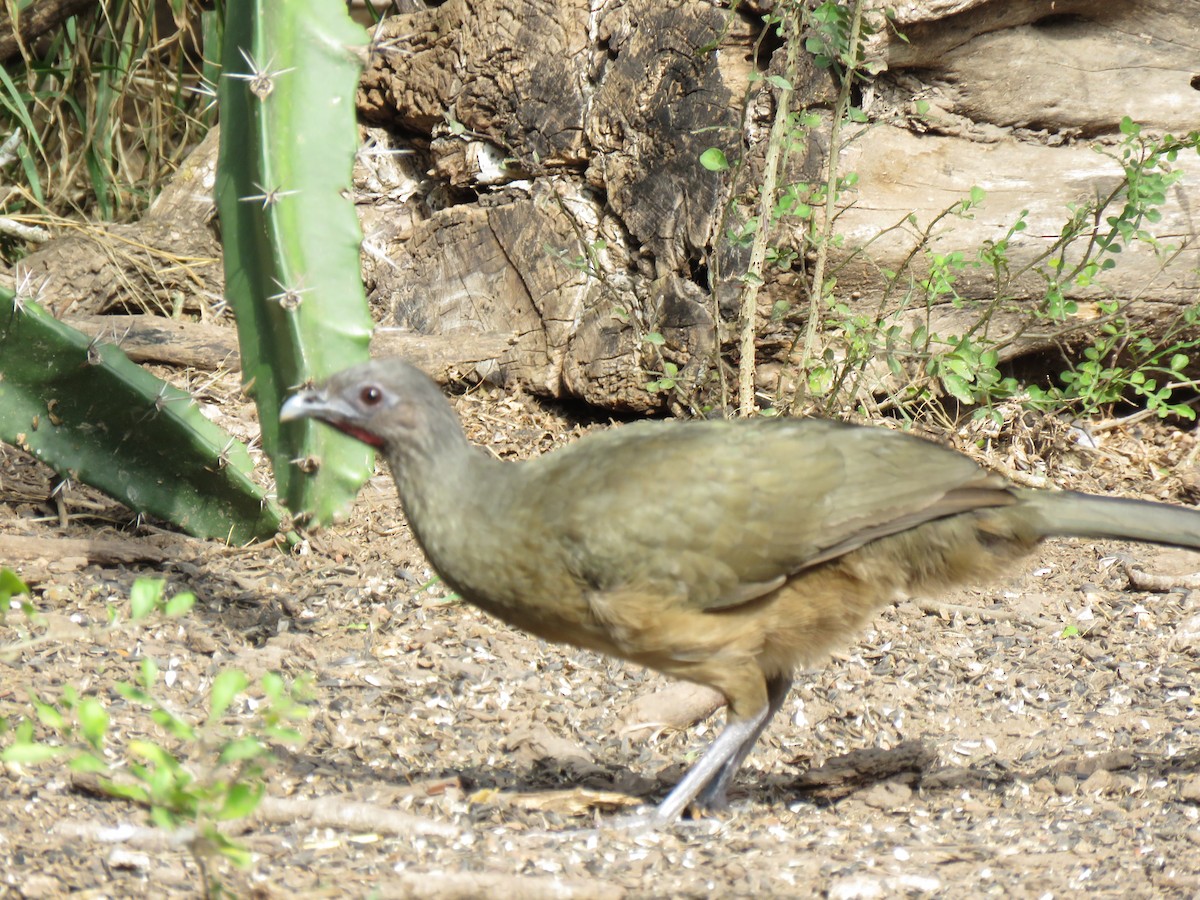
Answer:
552 807 724 840
609 809 724 832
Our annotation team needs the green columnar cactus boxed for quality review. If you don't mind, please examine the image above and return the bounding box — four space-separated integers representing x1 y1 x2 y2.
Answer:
215 0 375 527
0 288 282 543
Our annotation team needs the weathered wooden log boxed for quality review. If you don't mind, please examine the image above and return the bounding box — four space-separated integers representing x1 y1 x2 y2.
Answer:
8 0 1198 411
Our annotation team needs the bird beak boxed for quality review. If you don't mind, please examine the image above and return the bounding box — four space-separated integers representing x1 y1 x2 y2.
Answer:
280 388 352 425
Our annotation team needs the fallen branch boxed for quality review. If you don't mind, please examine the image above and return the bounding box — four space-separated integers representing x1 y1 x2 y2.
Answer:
52 818 194 850
71 771 461 840
375 870 626 900
1124 563 1200 592
65 314 514 379
0 533 174 565
65 314 239 370
915 597 1033 625
0 0 95 63
255 795 463 839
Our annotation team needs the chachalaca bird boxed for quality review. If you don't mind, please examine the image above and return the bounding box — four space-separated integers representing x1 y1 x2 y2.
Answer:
280 359 1200 827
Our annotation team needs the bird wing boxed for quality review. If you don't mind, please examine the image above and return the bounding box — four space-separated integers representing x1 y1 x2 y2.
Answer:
524 418 1015 611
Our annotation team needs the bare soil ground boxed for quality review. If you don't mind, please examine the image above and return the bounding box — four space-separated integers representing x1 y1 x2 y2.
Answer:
2 368 1199 899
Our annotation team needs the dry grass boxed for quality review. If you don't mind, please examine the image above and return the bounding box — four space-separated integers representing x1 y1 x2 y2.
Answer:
0 0 217 245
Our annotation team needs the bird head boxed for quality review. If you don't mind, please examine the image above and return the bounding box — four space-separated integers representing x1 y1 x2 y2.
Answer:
279 359 456 453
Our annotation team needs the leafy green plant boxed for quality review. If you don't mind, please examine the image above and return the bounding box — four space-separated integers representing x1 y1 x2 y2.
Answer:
930 121 1200 421
1 578 311 892
782 120 1200 423
0 568 31 623
644 360 680 394
547 237 609 281
1028 302 1200 420
701 0 1199 428
127 576 198 622
698 0 873 414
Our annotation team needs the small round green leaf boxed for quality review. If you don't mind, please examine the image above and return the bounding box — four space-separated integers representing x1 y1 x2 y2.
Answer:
699 148 729 172
209 669 250 721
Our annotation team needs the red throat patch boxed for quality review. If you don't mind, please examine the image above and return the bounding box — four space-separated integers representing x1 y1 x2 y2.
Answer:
333 423 385 449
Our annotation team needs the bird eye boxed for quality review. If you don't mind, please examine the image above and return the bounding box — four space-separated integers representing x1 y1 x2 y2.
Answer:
360 385 383 406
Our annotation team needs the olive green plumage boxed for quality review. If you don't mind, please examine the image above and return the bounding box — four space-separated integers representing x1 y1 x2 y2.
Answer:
281 358 1200 827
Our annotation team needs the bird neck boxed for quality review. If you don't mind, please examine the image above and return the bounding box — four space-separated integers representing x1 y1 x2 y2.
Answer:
383 421 515 588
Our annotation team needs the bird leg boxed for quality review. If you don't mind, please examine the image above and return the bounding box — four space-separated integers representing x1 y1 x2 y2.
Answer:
630 673 792 827
693 673 793 811
641 711 769 827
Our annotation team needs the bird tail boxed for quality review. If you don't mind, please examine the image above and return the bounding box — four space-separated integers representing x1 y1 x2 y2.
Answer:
1016 488 1200 550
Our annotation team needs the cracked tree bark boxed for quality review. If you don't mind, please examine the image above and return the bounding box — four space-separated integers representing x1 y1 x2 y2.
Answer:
355 0 1200 411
